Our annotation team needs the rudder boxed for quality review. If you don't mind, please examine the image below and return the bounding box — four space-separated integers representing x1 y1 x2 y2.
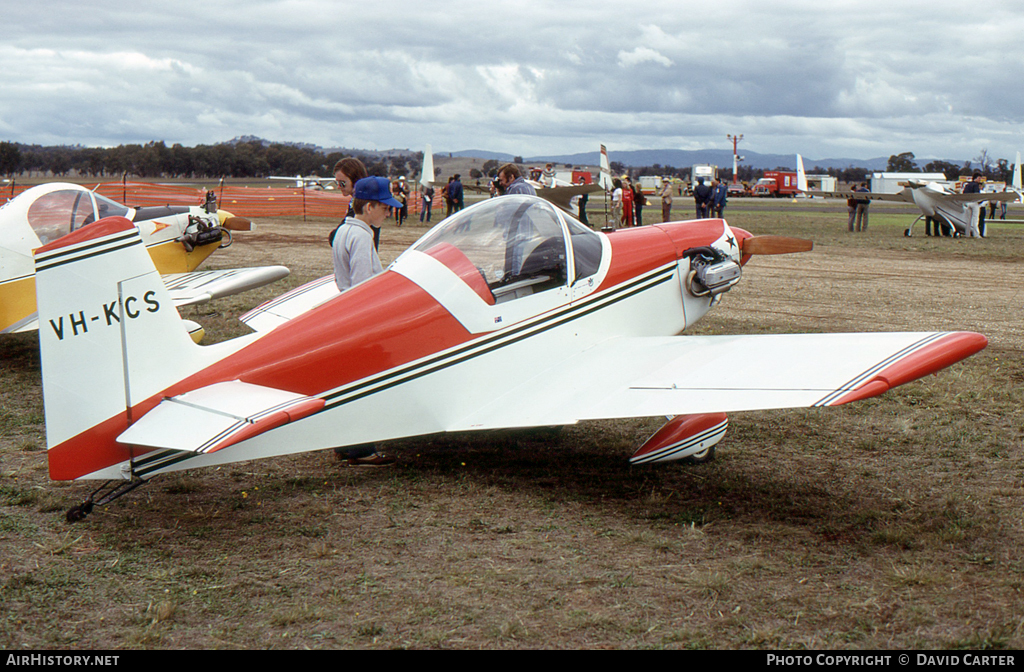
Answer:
34 217 208 479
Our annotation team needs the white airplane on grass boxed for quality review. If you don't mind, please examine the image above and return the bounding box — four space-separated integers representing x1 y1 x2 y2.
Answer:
268 175 336 189
32 195 986 521
0 182 288 338
797 154 1020 237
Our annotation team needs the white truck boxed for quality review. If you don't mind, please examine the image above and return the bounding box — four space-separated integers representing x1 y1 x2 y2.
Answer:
691 164 718 192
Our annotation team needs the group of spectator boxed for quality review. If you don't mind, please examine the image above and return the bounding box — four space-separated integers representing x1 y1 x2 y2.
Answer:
441 174 465 218
847 183 870 232
610 176 647 227
412 174 466 224
692 177 727 219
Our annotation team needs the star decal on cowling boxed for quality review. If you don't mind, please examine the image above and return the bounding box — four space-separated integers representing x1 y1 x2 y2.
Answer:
724 234 736 250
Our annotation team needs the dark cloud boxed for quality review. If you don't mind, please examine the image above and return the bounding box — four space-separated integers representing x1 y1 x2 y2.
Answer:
1 1 1022 161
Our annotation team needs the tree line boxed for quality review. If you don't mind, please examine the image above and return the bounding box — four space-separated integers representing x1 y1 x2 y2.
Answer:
884 151 1015 182
0 140 423 182
1 140 1013 186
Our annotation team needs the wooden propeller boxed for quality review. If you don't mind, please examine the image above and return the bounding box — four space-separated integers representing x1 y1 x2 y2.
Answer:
221 216 253 231
740 235 813 255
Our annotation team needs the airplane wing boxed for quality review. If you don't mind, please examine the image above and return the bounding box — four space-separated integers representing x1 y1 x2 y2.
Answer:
111 330 984 456
451 331 986 430
814 189 915 204
2 314 41 334
239 274 340 332
955 191 1018 203
817 188 1017 204
162 266 290 308
536 183 604 212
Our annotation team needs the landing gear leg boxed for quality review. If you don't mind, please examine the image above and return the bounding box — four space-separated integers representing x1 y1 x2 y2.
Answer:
905 215 925 237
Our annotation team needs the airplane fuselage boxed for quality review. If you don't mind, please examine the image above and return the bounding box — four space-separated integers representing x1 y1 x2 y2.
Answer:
0 183 226 333
46 216 740 480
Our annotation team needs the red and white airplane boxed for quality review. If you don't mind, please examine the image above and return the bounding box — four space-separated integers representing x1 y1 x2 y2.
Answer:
1 182 289 338
33 195 986 520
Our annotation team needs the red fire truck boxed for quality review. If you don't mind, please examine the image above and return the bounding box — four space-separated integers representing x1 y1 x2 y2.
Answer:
752 171 800 197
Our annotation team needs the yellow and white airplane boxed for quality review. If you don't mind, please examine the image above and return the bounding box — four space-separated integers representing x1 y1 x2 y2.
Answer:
0 182 289 337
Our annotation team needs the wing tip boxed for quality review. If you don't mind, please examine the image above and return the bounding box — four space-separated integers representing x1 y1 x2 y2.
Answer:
832 331 987 405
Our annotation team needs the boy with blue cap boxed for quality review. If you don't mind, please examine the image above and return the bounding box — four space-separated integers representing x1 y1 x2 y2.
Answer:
332 176 403 467
333 176 403 292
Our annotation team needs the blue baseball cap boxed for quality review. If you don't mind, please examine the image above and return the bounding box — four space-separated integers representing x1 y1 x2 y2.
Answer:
353 176 403 209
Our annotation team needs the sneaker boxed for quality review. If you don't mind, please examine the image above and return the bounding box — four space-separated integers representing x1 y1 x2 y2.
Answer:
346 452 396 467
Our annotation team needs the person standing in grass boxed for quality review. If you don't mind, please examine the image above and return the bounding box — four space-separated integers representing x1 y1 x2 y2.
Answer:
632 179 645 226
853 182 870 232
610 178 623 228
659 177 673 222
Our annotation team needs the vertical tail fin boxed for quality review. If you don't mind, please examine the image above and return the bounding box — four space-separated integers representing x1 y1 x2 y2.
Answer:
34 217 212 478
420 144 434 188
796 154 808 193
598 144 613 190
1013 151 1021 193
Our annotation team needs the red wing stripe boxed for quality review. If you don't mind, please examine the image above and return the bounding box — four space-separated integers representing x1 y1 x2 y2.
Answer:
196 397 326 454
823 332 987 406
814 333 946 406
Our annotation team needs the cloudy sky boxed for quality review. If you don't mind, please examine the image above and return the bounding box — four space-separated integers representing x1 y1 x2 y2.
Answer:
3 1 1022 162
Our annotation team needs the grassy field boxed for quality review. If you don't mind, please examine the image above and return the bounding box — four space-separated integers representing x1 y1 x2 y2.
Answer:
1 196 1022 649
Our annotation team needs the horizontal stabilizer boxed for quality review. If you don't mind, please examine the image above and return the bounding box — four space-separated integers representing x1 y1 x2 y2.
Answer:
162 266 289 307
117 381 324 454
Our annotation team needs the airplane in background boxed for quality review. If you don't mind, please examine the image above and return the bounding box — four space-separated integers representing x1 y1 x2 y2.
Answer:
0 182 289 338
30 194 986 521
268 175 337 189
797 154 1020 237
451 144 605 213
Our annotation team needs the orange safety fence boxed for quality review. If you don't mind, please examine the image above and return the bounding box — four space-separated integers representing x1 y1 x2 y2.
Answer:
2 181 447 218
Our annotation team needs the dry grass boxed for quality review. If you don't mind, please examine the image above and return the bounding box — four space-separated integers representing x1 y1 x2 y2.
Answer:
2 196 1023 649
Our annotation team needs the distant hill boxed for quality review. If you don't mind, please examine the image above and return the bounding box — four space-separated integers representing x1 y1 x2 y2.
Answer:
447 149 517 162
218 137 949 172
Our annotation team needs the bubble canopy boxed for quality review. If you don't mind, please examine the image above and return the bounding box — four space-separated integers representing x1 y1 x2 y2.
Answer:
404 196 603 304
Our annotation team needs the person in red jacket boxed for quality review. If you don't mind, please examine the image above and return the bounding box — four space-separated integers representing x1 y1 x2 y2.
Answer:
621 177 635 227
